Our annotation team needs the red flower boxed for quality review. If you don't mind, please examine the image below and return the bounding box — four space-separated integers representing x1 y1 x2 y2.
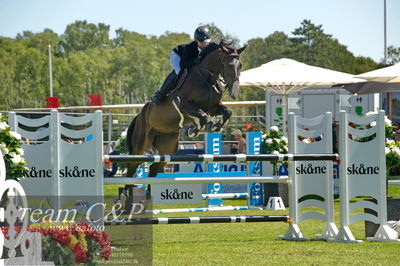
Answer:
71 242 87 264
23 222 111 264
53 231 71 246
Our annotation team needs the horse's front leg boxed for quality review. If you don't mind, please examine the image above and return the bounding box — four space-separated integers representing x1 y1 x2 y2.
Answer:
179 102 208 137
207 103 232 132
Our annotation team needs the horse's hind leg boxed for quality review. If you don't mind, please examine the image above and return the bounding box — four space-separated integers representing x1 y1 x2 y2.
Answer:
149 133 180 177
126 120 154 177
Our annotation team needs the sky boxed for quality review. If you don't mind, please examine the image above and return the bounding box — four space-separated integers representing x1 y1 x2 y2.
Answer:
0 0 399 63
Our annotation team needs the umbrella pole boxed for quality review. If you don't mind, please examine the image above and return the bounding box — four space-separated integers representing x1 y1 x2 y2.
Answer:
282 94 287 135
387 92 393 120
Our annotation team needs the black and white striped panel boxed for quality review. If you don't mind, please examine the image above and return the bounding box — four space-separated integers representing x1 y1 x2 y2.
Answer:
105 154 339 163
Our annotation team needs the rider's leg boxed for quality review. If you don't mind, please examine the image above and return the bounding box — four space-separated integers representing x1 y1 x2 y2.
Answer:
151 70 177 105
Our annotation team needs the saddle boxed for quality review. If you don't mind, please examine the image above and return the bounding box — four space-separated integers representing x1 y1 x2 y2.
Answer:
168 69 188 96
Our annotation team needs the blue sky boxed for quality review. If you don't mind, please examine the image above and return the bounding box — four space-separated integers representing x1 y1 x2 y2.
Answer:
0 0 399 63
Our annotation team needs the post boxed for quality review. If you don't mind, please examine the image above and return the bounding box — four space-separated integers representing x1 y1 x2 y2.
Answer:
107 113 112 154
383 0 387 64
48 45 53 97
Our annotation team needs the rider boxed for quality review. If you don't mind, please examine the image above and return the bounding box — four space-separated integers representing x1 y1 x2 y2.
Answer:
151 26 212 105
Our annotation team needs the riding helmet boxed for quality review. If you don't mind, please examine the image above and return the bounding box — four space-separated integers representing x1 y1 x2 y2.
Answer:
194 26 211 43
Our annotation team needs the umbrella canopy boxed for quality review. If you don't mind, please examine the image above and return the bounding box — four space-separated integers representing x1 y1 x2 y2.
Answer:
340 81 400 95
240 58 364 94
339 63 400 95
356 63 400 83
240 58 363 132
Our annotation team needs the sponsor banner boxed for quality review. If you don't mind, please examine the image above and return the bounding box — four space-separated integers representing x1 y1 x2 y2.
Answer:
205 133 223 206
152 184 202 205
247 132 264 206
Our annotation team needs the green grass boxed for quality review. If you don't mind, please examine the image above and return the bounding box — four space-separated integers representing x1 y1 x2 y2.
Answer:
102 184 400 266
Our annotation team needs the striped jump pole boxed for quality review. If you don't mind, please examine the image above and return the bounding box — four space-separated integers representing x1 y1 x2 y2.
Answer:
105 215 290 225
104 153 339 163
147 206 252 214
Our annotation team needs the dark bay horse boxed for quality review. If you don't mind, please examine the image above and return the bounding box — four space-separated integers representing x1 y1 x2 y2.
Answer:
126 40 247 178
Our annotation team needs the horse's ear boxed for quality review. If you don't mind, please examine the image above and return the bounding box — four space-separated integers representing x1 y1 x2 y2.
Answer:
221 45 230 54
237 45 248 54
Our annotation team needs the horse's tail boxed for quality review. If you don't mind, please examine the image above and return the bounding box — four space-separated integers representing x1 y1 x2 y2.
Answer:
126 116 138 155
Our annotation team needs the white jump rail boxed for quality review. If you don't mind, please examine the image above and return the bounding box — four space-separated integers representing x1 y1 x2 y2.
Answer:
389 180 400 186
103 175 289 185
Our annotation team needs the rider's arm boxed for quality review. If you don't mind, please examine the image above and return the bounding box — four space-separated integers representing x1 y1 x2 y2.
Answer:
170 51 181 75
179 42 200 70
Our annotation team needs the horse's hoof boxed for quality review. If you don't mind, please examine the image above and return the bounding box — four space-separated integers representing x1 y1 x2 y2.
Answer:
187 127 198 137
213 122 223 132
205 121 213 132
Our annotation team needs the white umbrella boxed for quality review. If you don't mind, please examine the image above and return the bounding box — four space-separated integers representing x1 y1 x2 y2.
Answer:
240 58 364 132
352 63 400 120
356 63 400 83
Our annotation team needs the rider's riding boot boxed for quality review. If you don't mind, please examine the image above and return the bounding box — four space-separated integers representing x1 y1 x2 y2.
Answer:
151 71 177 105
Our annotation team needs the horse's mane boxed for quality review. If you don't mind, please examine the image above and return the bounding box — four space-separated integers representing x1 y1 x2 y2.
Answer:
200 39 234 60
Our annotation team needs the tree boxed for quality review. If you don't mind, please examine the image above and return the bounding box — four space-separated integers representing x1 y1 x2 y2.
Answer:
201 23 241 47
290 19 378 73
241 31 291 70
387 45 400 64
25 29 61 55
0 20 383 110
60 20 111 54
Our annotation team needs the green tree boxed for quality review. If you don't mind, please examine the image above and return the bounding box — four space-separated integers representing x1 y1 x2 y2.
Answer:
60 20 111 54
12 47 49 108
241 31 291 70
0 20 384 110
290 19 378 73
201 22 241 47
25 29 61 55
387 45 400 64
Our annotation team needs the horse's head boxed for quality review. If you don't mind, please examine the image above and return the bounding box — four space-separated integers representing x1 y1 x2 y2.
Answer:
219 41 247 100
199 40 247 99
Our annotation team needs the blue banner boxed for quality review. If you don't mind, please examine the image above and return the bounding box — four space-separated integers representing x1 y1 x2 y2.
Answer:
247 132 264 206
205 133 223 206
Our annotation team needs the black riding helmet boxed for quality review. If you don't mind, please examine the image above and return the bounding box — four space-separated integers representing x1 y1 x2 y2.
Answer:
194 26 211 43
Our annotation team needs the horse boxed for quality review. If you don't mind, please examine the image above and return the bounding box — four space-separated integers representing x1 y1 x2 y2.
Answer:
126 40 247 179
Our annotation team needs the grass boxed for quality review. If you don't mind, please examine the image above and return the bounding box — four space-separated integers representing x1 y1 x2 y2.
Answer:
101 184 400 266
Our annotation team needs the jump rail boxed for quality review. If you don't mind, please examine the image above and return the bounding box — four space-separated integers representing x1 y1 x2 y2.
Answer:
105 215 290 225
104 153 339 163
103 176 289 185
147 206 254 214
202 193 249 199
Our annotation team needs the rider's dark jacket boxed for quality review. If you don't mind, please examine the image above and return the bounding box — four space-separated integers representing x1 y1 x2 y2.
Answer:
173 40 217 71
173 41 200 70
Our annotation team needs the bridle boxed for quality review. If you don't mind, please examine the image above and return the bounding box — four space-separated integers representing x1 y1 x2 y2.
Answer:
198 47 240 95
